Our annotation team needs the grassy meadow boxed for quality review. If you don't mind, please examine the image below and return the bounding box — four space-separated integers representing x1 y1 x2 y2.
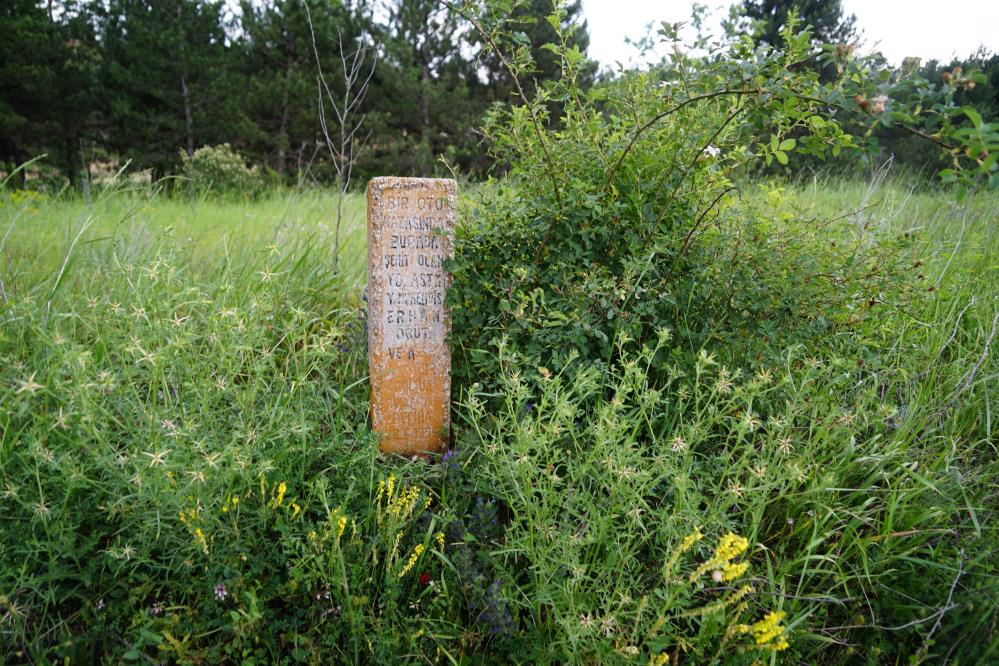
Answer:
1 178 997 663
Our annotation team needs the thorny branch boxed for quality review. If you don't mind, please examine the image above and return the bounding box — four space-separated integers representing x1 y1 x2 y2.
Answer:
607 88 756 184
444 0 563 203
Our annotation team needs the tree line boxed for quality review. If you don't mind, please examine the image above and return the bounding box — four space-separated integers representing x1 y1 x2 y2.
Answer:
1 0 592 188
1 0 996 189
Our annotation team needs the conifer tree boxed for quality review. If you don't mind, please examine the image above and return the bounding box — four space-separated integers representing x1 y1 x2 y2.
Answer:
101 0 234 178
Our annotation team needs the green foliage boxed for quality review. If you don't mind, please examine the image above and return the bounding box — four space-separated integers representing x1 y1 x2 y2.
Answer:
1 0 595 186
237 0 358 179
1 176 997 663
179 144 264 197
101 0 236 180
448 11 849 386
733 0 856 49
0 0 101 186
457 338 796 663
874 50 999 176
449 5 995 390
2 3 998 663
443 6 998 661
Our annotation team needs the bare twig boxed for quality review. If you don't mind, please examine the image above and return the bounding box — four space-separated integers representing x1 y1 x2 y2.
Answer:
662 103 746 208
937 310 999 416
661 185 739 284
816 604 961 634
925 552 964 646
304 3 377 276
787 90 960 152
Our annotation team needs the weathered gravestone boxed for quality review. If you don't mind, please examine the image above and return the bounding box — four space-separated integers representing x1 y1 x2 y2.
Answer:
367 177 456 456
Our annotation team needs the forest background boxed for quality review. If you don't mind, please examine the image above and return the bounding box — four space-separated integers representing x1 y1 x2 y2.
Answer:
3 0 998 189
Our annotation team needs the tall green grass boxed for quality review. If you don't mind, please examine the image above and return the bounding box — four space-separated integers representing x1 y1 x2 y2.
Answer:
0 179 996 663
1 186 368 292
452 176 998 663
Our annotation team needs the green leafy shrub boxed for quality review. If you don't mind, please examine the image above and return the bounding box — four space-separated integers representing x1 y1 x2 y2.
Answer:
448 5 988 390
443 3 997 662
179 144 264 197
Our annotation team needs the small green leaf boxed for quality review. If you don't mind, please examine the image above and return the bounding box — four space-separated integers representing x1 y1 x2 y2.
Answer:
774 150 789 165
778 138 796 151
964 106 983 129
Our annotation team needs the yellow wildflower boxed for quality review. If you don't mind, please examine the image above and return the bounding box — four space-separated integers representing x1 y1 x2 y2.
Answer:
721 561 749 582
716 533 749 561
726 585 754 608
337 514 348 538
389 532 402 565
664 528 703 576
399 543 425 578
375 479 386 522
739 611 789 651
752 611 786 644
690 532 749 581
436 532 445 550
289 502 301 520
193 527 208 554
267 481 288 509
649 654 669 666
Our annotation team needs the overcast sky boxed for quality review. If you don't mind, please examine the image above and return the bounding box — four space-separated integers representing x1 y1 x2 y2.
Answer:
582 0 999 69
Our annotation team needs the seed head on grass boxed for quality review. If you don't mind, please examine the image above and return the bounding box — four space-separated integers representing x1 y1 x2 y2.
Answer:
15 373 44 396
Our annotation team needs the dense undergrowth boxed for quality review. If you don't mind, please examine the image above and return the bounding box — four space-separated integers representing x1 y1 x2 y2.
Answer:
3 6 999 663
1 178 996 664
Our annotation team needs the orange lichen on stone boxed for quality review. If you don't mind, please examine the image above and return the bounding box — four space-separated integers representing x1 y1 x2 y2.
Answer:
367 177 456 456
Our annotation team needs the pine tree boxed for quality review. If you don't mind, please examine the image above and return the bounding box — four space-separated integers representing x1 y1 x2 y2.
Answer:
1 0 100 187
237 0 365 180
100 0 235 178
737 0 856 48
366 0 481 177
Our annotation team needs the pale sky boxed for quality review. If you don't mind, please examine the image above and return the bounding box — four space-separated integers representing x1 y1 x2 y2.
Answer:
582 0 999 69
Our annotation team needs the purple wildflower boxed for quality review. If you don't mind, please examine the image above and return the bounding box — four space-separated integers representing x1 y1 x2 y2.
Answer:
214 583 228 601
441 448 460 472
149 601 164 617
475 579 515 638
518 400 535 420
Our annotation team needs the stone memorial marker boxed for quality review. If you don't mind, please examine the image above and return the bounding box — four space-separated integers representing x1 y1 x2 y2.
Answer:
367 177 456 456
